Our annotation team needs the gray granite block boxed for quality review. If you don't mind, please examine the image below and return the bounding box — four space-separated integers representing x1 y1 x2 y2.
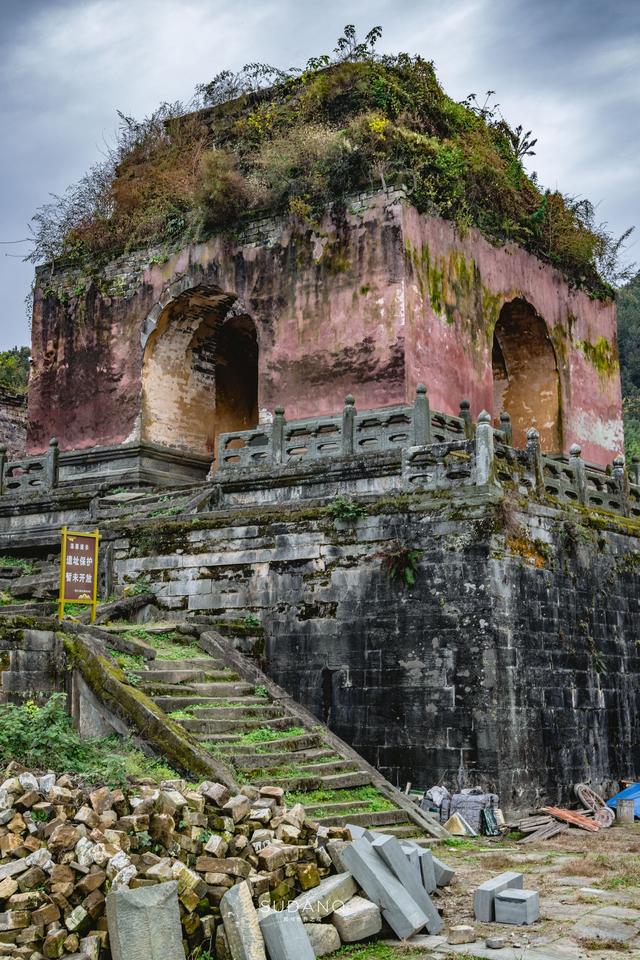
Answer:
432 853 455 887
371 835 443 934
341 836 428 940
474 871 524 922
106 880 186 960
494 889 539 925
259 908 315 960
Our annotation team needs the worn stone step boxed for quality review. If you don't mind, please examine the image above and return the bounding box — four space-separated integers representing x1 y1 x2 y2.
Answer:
140 669 238 686
181 715 296 735
234 748 336 770
296 760 359 775
139 658 224 670
248 774 322 791
316 809 407 827
144 679 246 698
154 687 254 709
315 771 371 790
136 668 228 684
304 800 372 816
192 705 286 720
205 732 323 753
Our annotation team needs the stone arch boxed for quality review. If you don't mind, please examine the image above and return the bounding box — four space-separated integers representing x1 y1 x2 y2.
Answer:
492 297 562 452
141 284 259 457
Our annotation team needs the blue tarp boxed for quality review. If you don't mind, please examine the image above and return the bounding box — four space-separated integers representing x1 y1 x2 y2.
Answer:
606 783 640 818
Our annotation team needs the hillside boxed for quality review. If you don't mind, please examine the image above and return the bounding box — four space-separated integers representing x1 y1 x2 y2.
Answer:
29 26 628 300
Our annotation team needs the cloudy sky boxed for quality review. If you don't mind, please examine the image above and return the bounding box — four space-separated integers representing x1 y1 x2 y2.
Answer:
0 0 638 349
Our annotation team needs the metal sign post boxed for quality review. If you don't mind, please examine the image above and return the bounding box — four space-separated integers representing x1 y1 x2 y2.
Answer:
58 527 100 623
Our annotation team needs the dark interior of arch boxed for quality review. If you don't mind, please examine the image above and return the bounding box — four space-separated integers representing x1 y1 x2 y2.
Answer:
141 286 259 457
492 298 562 452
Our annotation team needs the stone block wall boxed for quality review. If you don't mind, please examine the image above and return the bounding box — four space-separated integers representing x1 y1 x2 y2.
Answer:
110 494 640 813
0 389 27 458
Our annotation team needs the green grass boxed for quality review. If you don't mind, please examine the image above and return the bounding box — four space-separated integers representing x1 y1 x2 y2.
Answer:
237 726 306 745
0 695 177 786
107 648 145 671
242 763 315 783
123 628 211 661
286 785 393 810
332 944 426 960
0 556 34 575
443 836 481 850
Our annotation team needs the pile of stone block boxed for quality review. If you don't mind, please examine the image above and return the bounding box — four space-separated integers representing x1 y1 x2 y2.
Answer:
474 870 540 926
0 766 457 959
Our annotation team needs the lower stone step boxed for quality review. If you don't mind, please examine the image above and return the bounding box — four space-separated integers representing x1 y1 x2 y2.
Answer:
154 686 253 709
143 678 243 695
316 809 407 827
304 800 372 816
200 733 322 753
234 748 336 770
315 771 371 790
181 715 296 735
297 760 359 776
192 705 284 720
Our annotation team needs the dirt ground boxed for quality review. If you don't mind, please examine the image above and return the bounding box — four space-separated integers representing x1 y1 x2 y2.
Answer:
389 821 640 960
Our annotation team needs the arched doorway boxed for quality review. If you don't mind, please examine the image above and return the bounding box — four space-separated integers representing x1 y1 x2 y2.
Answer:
141 285 259 458
492 298 562 451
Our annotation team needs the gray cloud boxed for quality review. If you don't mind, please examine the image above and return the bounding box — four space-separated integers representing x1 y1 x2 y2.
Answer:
0 0 638 349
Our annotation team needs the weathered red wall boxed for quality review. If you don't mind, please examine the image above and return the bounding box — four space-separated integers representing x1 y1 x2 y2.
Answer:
28 192 623 466
402 207 622 464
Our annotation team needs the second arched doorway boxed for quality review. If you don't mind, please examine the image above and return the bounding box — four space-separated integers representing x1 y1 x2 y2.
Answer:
492 298 562 452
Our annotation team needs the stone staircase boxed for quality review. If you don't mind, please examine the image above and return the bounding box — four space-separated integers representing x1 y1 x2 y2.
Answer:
102 621 445 843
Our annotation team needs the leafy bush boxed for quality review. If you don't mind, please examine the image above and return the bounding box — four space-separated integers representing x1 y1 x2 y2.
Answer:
329 496 368 523
0 695 176 785
0 347 30 394
27 25 633 298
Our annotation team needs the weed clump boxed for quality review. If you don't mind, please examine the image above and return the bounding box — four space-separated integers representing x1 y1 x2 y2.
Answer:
0 694 176 785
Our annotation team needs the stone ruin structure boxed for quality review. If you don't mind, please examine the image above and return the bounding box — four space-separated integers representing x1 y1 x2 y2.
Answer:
1 188 638 815
27 189 622 477
0 387 27 460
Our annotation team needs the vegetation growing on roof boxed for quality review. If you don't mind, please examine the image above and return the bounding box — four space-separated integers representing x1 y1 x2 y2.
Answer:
28 26 633 300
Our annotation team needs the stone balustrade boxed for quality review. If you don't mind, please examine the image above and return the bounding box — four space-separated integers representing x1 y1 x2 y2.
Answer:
0 438 59 496
218 391 640 521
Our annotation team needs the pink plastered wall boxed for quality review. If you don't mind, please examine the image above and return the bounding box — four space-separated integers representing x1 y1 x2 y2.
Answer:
401 207 622 465
28 194 623 466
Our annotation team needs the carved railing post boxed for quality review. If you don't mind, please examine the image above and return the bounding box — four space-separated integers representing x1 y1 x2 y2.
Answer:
475 410 497 486
500 411 513 447
413 384 431 446
569 443 587 504
612 455 629 516
0 446 5 497
526 427 544 492
459 400 473 439
631 456 640 487
272 407 286 465
342 395 356 457
46 438 59 491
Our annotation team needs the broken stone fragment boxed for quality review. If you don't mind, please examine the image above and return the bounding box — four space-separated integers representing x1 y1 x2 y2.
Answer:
448 924 476 944
259 907 315 960
223 795 252 823
220 881 267 960
331 895 382 942
204 833 228 857
291 873 357 921
106 880 186 960
303 921 341 957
